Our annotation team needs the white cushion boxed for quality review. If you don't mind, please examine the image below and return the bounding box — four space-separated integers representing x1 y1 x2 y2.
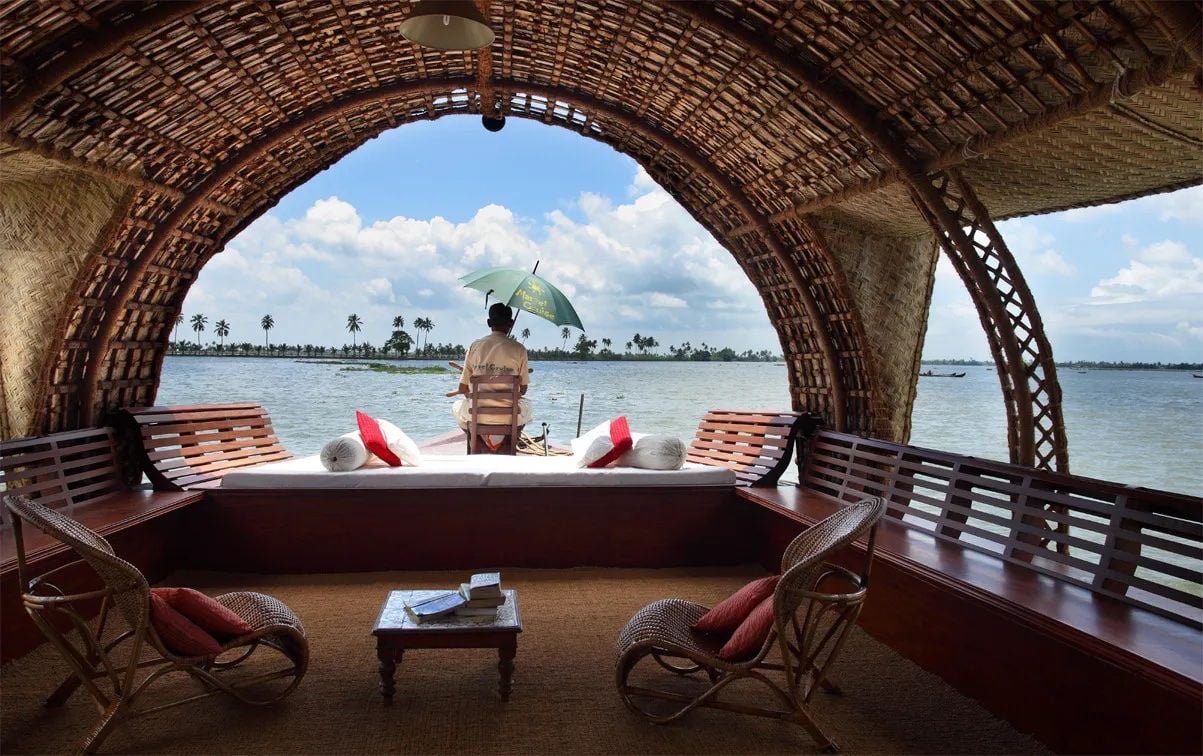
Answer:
319 432 370 472
377 419 423 466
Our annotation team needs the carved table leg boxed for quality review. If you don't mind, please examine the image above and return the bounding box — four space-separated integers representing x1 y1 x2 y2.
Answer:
498 643 516 701
378 645 399 700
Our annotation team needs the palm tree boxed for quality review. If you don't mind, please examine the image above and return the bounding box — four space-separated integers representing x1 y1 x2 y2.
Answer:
520 327 530 343
561 327 571 350
261 314 274 348
602 337 612 353
393 315 405 330
625 340 633 353
215 319 230 349
421 318 434 352
190 313 207 351
174 314 183 343
346 314 363 349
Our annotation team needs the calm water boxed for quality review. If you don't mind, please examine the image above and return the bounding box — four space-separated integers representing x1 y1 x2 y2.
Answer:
157 357 1203 496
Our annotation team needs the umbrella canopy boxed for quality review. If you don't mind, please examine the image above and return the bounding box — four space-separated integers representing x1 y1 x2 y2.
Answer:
459 266 584 330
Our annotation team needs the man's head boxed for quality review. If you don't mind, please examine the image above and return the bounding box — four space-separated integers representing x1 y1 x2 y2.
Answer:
487 303 515 332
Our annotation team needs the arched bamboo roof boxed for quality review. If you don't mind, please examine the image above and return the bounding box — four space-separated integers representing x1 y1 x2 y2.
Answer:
1 1 1200 465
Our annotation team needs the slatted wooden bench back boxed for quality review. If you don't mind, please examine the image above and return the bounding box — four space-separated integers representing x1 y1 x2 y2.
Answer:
468 375 521 455
0 428 125 526
121 404 292 490
687 410 810 487
802 431 1203 628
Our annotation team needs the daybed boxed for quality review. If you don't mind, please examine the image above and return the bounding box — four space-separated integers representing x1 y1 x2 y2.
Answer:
218 454 735 489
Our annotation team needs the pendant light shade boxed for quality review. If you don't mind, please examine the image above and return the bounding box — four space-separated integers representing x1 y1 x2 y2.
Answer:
400 1 495 51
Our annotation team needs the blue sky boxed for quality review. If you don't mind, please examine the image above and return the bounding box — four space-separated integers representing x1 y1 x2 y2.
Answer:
184 116 1202 361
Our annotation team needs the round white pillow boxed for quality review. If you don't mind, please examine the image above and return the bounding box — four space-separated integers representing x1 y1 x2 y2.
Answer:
320 432 370 471
618 435 687 470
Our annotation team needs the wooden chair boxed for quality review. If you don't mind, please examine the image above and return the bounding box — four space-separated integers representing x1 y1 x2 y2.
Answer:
467 374 522 455
4 495 309 754
615 496 886 753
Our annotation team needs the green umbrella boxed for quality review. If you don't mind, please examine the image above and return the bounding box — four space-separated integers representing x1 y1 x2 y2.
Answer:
459 263 584 330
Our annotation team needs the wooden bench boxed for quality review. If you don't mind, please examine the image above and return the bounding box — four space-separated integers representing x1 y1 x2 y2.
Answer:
686 410 818 486
741 429 1202 754
121 403 292 490
0 427 203 661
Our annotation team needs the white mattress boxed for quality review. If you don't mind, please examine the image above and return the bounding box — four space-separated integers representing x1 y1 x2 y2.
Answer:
219 454 735 489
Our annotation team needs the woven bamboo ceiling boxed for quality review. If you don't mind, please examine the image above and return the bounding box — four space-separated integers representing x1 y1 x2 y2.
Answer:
1 1 1200 460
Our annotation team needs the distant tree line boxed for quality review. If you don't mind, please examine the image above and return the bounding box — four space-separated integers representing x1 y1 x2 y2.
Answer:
170 315 782 363
169 312 450 359
922 358 1203 370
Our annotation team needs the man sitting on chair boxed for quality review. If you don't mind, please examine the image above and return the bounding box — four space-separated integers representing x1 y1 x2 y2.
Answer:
447 303 532 432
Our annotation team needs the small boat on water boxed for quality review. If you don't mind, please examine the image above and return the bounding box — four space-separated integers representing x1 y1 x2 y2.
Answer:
920 370 966 378
1194 374 1203 379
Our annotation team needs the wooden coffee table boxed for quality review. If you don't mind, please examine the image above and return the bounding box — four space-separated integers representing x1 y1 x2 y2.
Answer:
372 588 522 701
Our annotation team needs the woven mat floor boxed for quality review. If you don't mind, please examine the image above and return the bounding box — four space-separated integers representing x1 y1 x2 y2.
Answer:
1 567 1048 754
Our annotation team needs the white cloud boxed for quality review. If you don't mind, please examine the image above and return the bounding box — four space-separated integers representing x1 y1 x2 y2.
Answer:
1088 240 1202 304
647 292 688 308
1149 185 1203 224
1060 202 1123 223
183 168 779 352
364 277 395 304
991 219 1075 276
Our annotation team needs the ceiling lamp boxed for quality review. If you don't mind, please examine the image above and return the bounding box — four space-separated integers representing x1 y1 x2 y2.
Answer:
400 1 495 51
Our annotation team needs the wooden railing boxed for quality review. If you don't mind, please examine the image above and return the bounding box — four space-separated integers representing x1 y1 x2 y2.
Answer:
801 431 1202 628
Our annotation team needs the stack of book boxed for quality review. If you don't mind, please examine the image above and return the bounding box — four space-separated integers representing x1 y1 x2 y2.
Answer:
403 573 506 624
456 572 505 617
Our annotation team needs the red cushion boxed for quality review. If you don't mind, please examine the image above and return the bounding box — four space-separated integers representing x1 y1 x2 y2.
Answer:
587 416 633 469
692 575 779 634
717 594 776 661
356 410 402 466
152 587 253 638
148 592 222 657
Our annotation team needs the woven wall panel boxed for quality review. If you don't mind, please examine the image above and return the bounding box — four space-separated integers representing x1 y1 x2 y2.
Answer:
809 213 939 442
0 150 130 438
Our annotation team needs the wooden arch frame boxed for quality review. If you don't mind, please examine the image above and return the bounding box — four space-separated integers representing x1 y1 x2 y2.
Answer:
8 2 1193 465
70 78 876 436
672 2 1071 470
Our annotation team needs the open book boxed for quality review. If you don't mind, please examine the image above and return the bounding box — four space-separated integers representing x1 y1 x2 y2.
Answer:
404 591 466 623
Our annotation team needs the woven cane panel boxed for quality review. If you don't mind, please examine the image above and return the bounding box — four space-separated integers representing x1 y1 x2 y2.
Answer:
0 151 129 439
963 74 1203 221
808 213 939 443
819 185 932 238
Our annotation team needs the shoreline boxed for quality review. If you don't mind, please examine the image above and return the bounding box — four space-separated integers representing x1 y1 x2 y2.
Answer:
163 353 1203 371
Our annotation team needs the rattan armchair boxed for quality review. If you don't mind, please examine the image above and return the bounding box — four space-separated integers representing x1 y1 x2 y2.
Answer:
615 496 886 752
4 495 309 754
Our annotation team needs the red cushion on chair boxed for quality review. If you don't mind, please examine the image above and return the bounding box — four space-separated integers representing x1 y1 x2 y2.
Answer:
152 587 253 638
691 575 779 634
356 410 402 466
148 592 222 657
717 594 776 661
587 416 633 469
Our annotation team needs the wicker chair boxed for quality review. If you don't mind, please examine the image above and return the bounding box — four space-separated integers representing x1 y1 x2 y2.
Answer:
615 496 886 752
4 495 309 754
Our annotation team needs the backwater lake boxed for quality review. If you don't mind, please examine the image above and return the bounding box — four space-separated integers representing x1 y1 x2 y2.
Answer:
159 356 1202 496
